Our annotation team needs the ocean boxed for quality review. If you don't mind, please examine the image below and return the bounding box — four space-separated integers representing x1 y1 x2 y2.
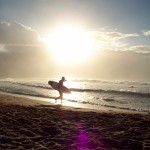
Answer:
0 78 150 113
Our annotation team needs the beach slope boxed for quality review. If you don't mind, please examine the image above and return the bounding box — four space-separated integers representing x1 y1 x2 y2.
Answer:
0 93 150 150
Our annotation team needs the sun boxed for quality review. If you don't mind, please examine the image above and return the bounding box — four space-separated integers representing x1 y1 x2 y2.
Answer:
45 24 93 63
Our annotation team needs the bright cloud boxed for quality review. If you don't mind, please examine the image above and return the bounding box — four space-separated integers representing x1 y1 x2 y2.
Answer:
106 32 139 39
90 29 139 51
0 21 140 54
143 30 150 36
129 45 150 53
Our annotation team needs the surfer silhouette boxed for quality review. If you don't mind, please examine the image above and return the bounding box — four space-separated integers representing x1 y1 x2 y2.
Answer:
55 77 66 103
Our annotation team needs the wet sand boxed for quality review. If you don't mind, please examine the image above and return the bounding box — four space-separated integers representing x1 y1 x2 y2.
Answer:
0 93 150 150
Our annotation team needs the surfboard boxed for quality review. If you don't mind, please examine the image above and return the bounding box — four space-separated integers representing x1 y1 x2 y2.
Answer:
48 81 71 94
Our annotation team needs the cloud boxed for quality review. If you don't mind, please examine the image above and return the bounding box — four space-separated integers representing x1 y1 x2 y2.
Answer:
0 44 5 52
106 32 139 39
0 21 41 48
129 45 150 53
0 21 149 80
82 50 150 80
93 28 139 40
143 30 150 36
0 21 55 78
90 29 139 51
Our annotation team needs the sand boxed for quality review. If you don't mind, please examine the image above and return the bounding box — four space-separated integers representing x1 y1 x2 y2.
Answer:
0 93 150 150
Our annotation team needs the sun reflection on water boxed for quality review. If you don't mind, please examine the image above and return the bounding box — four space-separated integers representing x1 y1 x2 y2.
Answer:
65 92 81 100
63 92 82 107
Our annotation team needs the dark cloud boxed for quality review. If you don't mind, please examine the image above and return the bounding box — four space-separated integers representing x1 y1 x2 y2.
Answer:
0 45 55 78
0 21 40 46
87 50 150 80
0 21 54 78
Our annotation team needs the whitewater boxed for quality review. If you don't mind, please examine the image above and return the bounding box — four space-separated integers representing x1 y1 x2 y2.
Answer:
0 78 150 113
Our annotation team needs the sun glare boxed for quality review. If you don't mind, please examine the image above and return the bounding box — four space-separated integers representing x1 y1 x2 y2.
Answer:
45 25 93 63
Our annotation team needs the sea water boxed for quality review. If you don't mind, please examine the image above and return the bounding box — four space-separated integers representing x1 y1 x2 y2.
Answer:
0 78 150 113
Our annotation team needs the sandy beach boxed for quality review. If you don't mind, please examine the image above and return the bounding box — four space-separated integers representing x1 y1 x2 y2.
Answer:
0 93 150 150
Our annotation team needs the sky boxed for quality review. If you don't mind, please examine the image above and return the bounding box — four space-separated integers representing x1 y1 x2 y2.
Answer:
0 0 150 81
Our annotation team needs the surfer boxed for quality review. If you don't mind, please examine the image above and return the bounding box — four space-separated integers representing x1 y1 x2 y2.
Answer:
55 77 66 103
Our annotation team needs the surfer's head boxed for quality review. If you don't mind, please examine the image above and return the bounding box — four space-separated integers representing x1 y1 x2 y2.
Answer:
62 76 66 81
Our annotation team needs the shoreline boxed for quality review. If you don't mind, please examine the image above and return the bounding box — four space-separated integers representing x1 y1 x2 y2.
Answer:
0 91 148 114
0 92 150 149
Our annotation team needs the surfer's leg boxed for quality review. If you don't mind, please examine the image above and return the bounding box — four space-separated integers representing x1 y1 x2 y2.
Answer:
55 98 57 103
55 91 61 103
55 96 60 103
55 91 60 102
60 93 63 104
55 97 57 103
